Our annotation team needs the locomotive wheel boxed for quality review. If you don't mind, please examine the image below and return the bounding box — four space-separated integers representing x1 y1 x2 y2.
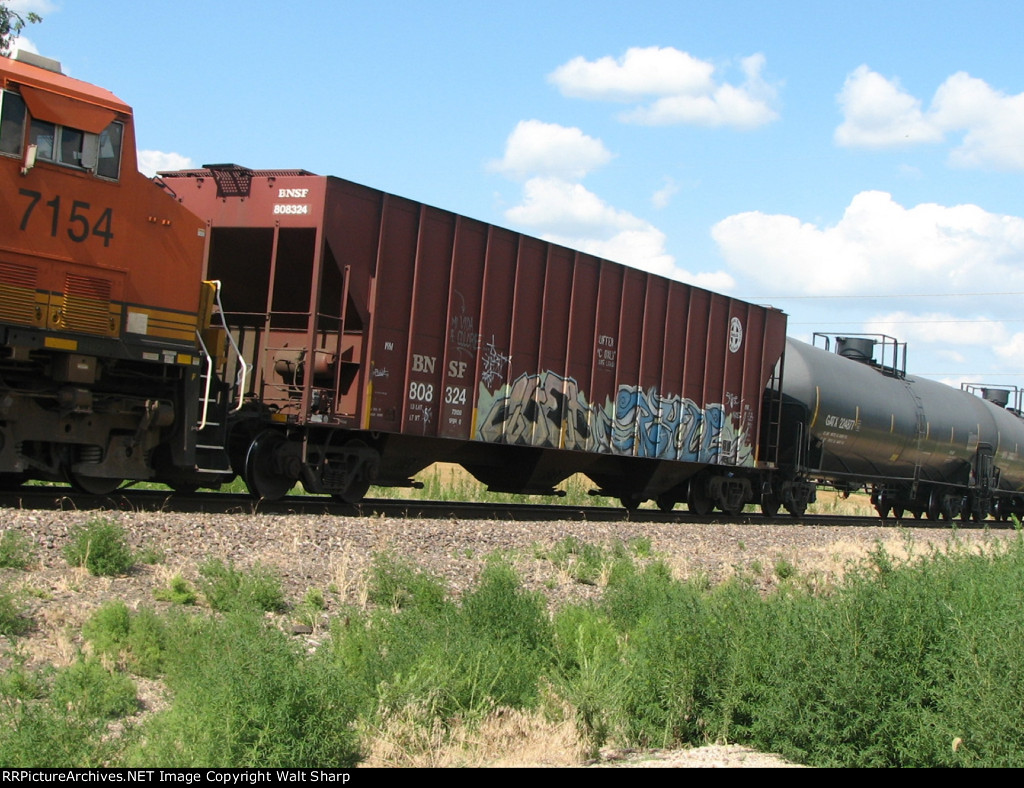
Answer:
244 430 295 501
687 482 713 516
64 470 123 496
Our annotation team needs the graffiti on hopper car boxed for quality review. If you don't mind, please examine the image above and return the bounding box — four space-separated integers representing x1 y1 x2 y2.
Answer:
476 370 751 464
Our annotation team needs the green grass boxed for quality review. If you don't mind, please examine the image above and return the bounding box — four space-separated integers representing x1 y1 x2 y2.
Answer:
4 528 1024 767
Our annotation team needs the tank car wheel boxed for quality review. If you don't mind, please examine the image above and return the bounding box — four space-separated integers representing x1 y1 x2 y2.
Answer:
926 490 942 520
876 505 891 520
244 430 296 501
785 500 807 518
64 470 124 496
761 497 781 518
686 482 713 516
656 493 677 512
620 494 644 512
892 507 905 521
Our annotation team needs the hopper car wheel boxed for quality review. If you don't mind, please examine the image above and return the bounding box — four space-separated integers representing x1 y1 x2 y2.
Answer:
333 481 370 505
331 439 374 504
687 483 713 516
64 470 123 496
244 430 295 501
876 505 891 520
620 494 644 512
892 507 905 521
761 498 781 517
0 473 26 490
656 493 677 512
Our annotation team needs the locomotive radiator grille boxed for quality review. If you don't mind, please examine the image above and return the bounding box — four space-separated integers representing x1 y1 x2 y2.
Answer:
0 261 41 326
61 273 114 335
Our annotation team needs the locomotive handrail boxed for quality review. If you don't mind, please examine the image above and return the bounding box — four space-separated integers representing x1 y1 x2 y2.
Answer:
209 280 250 413
195 329 214 432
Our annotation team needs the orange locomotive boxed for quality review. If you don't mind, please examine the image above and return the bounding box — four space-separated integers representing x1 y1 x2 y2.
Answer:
0 52 224 493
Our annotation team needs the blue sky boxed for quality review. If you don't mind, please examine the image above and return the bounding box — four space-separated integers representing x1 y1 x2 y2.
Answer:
10 1 1024 391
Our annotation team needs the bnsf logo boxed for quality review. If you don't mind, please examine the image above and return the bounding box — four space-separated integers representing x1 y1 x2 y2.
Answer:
411 354 436 373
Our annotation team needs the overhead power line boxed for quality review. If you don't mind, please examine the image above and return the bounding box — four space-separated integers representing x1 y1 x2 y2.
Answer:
746 291 1024 300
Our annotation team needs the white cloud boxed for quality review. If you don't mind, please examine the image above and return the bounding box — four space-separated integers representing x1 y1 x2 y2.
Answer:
502 176 730 287
549 47 778 129
5 0 53 55
651 177 679 209
7 0 56 13
835 65 943 147
994 332 1024 364
931 72 1024 170
864 311 1010 348
10 36 37 55
835 65 1024 169
487 120 612 181
138 150 194 178
712 190 1024 296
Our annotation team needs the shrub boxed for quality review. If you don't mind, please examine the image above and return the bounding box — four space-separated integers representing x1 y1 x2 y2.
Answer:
0 699 110 767
125 612 362 767
51 656 138 719
367 552 448 611
63 518 133 576
0 530 34 569
0 583 31 637
153 574 197 605
197 558 286 613
83 601 168 678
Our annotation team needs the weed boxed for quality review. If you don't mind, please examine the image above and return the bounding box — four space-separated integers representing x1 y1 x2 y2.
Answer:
774 558 797 580
82 601 168 677
63 518 133 577
367 552 447 611
135 543 166 565
0 530 35 569
51 655 138 719
197 558 286 613
153 574 197 606
0 583 31 637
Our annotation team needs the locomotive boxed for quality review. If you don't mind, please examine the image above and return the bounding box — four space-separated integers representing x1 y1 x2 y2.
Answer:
3 51 1024 522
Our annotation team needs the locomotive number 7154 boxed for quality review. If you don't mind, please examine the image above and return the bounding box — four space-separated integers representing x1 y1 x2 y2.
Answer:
18 188 115 247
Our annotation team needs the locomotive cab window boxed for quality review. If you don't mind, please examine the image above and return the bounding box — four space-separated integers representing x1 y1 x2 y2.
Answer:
0 87 123 179
0 90 27 156
96 121 122 179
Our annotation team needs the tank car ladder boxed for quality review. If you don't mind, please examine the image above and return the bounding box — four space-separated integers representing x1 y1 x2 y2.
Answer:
194 281 250 474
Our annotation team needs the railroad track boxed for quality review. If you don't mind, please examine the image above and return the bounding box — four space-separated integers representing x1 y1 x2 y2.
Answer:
0 485 1000 529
